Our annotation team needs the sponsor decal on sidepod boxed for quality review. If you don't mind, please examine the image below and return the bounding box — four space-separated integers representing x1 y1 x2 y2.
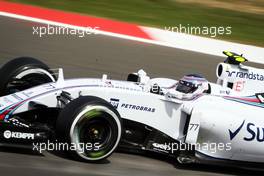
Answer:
110 98 155 113
229 120 264 142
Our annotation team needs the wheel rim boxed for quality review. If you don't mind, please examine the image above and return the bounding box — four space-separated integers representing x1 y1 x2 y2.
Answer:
70 105 121 161
6 68 54 94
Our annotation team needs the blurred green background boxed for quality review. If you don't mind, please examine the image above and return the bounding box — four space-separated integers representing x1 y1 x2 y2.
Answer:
11 0 264 46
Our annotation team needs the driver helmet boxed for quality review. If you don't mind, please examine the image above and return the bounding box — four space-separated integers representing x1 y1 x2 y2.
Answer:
176 74 209 94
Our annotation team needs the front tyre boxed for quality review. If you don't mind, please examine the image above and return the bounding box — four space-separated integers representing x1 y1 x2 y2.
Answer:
0 57 55 96
56 96 122 162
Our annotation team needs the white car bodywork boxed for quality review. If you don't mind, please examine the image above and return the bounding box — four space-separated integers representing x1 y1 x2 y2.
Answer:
0 62 263 165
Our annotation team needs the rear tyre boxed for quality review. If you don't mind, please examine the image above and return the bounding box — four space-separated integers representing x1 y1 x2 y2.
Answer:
0 57 55 96
56 96 122 162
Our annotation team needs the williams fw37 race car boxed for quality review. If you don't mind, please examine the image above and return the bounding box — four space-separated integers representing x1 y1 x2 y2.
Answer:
0 51 263 169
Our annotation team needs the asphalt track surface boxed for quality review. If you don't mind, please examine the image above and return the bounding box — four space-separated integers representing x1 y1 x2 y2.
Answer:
0 16 263 176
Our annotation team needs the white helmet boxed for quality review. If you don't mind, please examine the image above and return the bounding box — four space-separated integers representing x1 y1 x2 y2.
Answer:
176 74 209 95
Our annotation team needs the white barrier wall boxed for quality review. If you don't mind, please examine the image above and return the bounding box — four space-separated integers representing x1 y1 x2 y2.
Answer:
142 27 264 64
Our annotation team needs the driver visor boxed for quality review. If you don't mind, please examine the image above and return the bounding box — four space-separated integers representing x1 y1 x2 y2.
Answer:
175 80 198 94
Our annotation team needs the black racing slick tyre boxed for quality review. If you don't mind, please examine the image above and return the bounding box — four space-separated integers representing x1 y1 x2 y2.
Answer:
56 96 122 162
0 57 55 96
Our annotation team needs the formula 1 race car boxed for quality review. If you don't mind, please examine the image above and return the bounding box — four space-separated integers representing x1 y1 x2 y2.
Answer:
0 52 263 169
